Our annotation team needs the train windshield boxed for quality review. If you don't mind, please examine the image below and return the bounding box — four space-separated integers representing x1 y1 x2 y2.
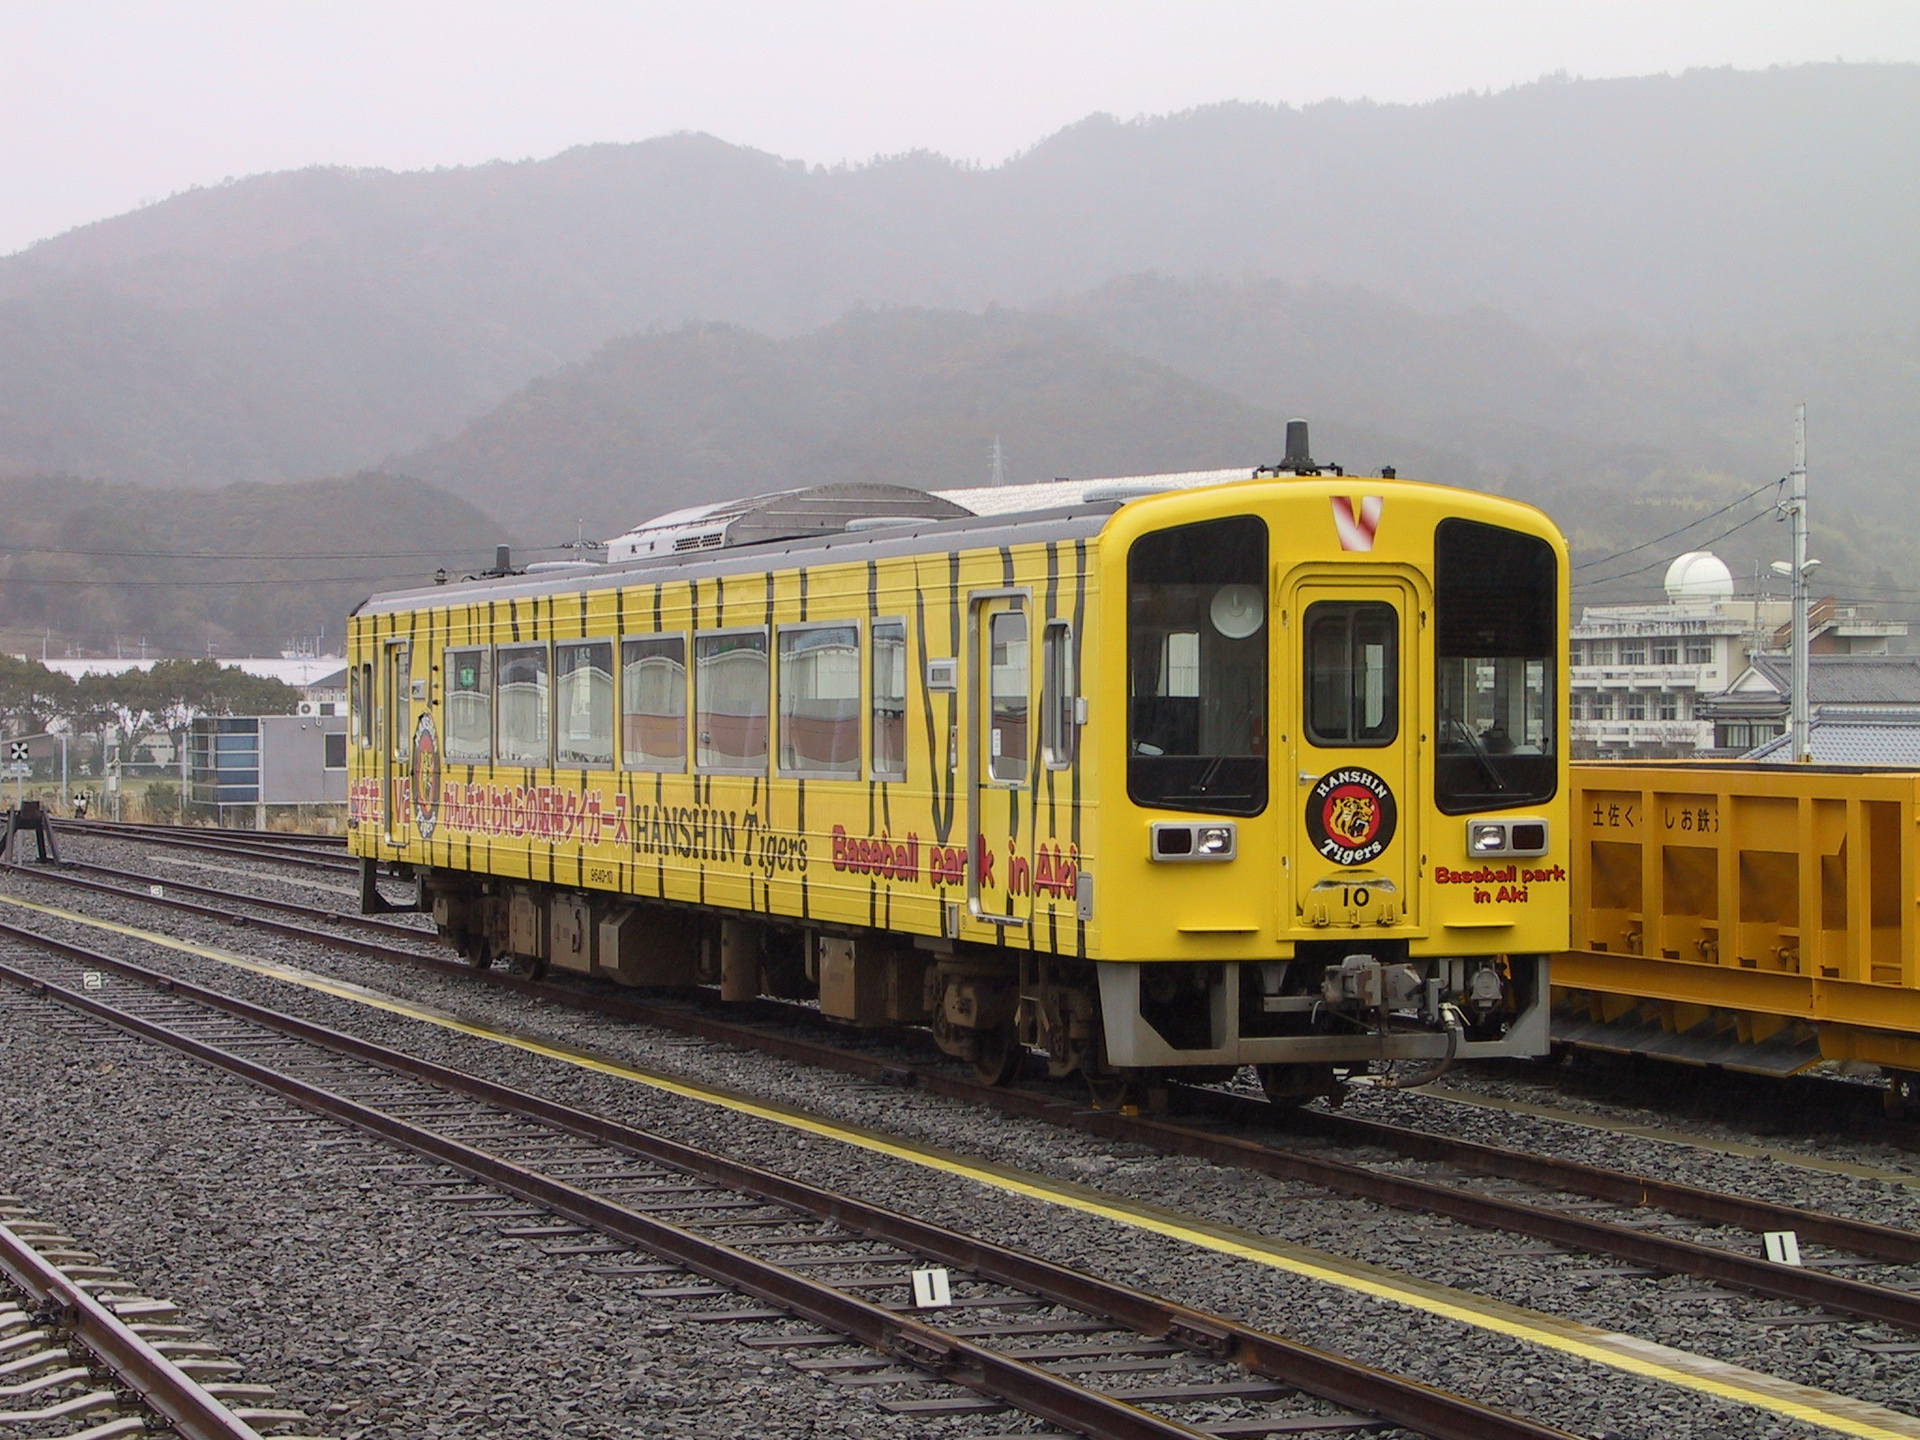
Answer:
1434 518 1557 814
1127 515 1268 816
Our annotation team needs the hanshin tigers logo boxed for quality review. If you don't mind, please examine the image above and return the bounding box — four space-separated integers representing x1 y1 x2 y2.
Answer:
411 713 442 839
1305 767 1397 866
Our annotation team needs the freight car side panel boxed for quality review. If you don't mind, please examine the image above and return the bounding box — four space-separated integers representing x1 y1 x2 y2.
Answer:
1559 762 1920 1074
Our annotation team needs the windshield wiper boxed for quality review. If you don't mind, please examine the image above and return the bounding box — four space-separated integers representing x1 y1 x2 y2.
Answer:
1446 715 1507 792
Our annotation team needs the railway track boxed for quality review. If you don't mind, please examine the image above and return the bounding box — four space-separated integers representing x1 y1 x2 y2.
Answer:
0 1196 328 1440
57 819 1920 1134
15 848 1920 1342
0 917 1572 1440
58 821 347 852
52 822 359 874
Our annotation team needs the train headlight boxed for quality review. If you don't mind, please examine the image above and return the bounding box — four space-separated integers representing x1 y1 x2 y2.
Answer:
1465 819 1550 858
1151 822 1237 862
1196 826 1234 856
1468 822 1508 855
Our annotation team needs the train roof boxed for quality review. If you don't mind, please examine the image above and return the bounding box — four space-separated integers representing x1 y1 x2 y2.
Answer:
358 465 1297 616
356 496 1122 616
354 460 1548 619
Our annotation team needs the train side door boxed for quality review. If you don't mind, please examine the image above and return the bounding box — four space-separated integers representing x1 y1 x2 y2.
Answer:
967 591 1034 930
382 639 412 845
1288 578 1416 931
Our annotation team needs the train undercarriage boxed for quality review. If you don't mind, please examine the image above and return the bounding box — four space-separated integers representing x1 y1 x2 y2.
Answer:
406 864 1548 1105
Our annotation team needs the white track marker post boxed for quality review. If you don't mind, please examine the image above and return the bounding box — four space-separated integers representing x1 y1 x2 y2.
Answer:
1763 1231 1802 1266
911 1267 953 1308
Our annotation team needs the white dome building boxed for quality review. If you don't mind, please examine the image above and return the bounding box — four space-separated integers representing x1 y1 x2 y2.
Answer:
1663 551 1736 607
1569 550 1754 759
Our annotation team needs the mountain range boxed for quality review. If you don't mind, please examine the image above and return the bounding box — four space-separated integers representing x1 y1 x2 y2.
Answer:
1 63 1916 649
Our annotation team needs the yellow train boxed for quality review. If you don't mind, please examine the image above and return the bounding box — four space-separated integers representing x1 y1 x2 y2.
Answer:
347 428 1570 1098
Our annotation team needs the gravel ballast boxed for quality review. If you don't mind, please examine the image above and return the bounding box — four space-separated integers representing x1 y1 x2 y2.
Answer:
4 838 1910 1438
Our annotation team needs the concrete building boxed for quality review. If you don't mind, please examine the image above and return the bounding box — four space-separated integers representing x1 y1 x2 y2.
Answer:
298 666 349 716
1570 551 1908 760
1569 553 1765 759
189 714 347 826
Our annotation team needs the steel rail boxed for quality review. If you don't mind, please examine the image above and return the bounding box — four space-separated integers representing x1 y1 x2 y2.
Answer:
17 860 1920 1329
108 821 345 849
0 919 1573 1440
53 820 360 873
0 1220 266 1440
43 860 423 942
1178 1088 1920 1265
57 819 347 850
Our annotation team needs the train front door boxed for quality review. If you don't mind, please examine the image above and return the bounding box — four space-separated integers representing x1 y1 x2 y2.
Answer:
382 639 412 846
967 591 1034 931
1288 576 1417 931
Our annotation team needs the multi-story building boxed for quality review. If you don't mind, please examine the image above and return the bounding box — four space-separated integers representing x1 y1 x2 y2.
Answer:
1569 552 1907 759
1569 552 1767 759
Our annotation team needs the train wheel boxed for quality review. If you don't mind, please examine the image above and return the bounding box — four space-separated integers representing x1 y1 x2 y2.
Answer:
1257 1062 1339 1108
1887 1071 1920 1117
467 936 494 972
1085 1069 1142 1111
971 1024 1024 1086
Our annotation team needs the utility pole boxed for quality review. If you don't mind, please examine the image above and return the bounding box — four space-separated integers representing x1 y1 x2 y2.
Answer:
990 437 1006 487
1767 405 1816 762
1791 405 1811 763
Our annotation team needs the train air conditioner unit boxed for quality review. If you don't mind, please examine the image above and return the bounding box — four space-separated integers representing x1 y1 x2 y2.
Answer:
605 484 971 562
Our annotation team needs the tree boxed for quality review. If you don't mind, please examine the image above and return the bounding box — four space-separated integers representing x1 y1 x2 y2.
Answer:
0 657 74 733
140 660 300 730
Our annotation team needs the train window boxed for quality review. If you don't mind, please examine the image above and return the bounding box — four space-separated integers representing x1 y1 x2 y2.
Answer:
555 640 615 767
1303 602 1398 747
1127 515 1268 817
988 610 1029 783
351 663 371 746
387 644 412 761
872 620 907 780
778 624 862 777
621 635 688 771
695 630 769 773
444 649 492 763
495 644 551 765
1042 619 1076 769
1435 518 1557 814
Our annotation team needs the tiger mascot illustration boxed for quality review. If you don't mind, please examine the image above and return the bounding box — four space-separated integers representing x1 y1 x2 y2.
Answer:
1326 792 1378 847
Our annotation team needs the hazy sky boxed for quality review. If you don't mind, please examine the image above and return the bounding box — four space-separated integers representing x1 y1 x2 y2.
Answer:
5 1 1918 256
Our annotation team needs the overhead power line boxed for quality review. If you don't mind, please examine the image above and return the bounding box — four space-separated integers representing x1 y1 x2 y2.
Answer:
1573 507 1774 590
1571 479 1778 573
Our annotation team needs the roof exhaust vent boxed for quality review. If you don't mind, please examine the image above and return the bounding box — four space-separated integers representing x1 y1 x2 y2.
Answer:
1284 419 1313 470
1254 419 1323 478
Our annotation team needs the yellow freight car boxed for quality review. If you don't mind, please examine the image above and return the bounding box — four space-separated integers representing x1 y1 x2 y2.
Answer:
1559 762 1920 1107
347 431 1570 1099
